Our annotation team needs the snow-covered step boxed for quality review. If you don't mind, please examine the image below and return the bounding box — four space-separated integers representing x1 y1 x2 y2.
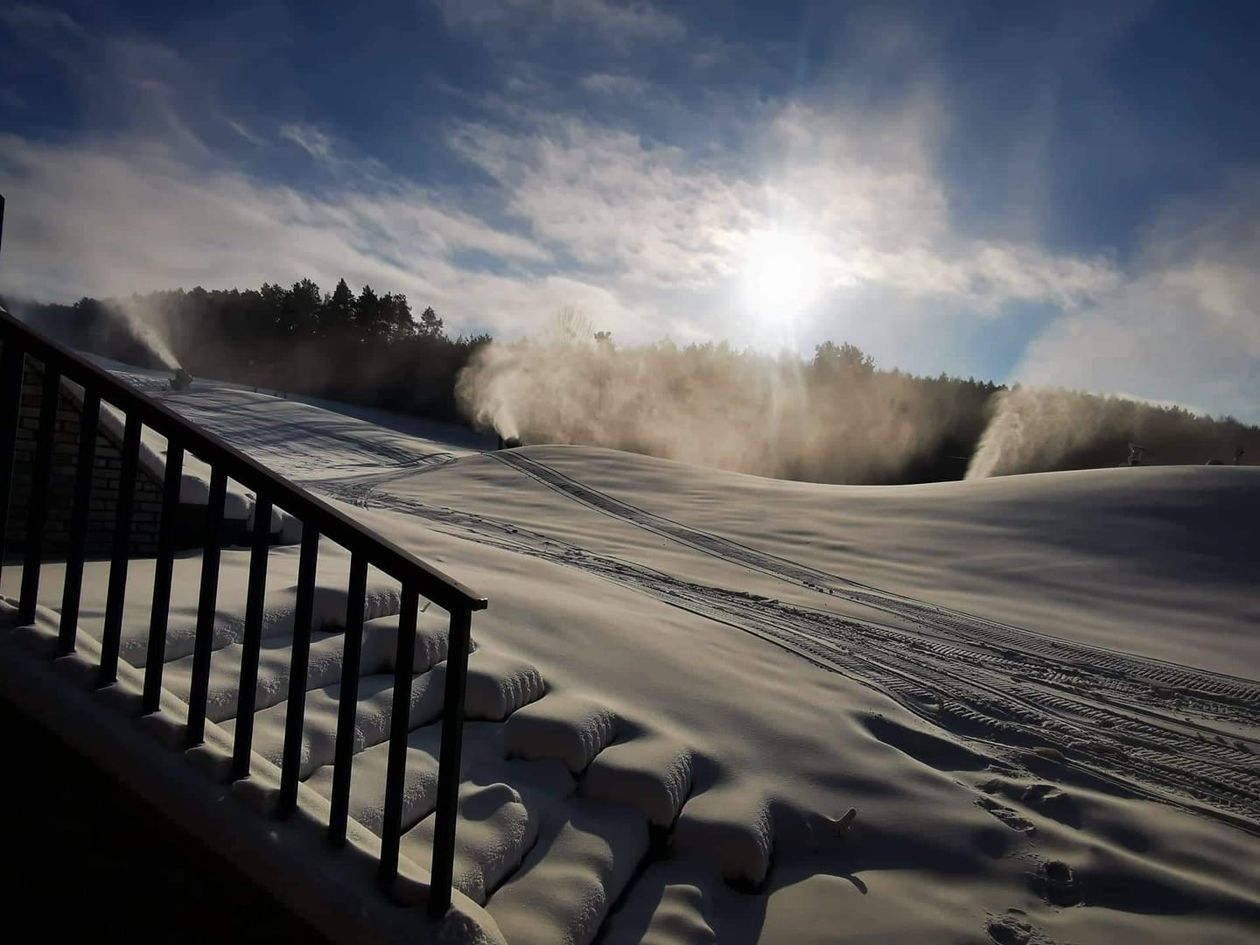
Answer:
304 738 441 836
602 873 717 945
581 735 694 828
234 670 447 779
464 647 547 721
504 693 618 773
400 781 539 906
120 574 403 669
672 785 775 889
486 798 650 945
163 610 457 723
164 628 342 721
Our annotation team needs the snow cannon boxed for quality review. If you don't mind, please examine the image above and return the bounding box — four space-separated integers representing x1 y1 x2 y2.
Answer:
169 367 193 391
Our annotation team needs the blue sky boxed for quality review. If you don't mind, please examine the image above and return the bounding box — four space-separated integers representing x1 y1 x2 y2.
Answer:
1 1 1258 419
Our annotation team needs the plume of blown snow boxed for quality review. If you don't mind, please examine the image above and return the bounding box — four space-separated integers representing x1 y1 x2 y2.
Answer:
967 385 1258 478
106 295 182 370
966 387 1121 479
457 313 980 484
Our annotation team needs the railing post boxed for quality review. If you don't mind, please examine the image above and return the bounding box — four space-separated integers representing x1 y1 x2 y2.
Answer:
58 391 100 654
278 524 320 817
328 552 368 847
0 342 25 589
98 412 142 686
231 496 272 780
18 364 60 624
142 443 184 712
428 605 473 918
186 466 227 745
378 582 419 891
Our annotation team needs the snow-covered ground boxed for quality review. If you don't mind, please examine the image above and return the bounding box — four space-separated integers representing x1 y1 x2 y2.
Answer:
3 364 1258 945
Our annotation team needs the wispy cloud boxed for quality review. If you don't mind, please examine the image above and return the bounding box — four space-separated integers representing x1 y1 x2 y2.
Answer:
279 123 335 162
448 101 1116 315
579 72 651 97
226 118 264 145
436 0 685 44
0 132 616 337
1010 175 1260 420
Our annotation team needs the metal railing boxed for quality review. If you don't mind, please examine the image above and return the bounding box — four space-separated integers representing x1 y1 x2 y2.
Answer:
0 296 486 917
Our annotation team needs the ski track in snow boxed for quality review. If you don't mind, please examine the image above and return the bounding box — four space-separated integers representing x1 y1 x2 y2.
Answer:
315 453 1260 833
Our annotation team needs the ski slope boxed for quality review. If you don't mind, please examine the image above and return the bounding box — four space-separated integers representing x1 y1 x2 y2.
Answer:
7 364 1259 945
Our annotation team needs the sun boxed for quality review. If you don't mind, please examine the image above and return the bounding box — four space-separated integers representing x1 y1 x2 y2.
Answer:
741 229 823 319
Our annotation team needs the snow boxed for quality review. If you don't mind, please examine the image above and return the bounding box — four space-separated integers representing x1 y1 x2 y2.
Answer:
464 648 547 722
402 781 538 906
581 735 694 828
505 692 620 773
3 361 1259 945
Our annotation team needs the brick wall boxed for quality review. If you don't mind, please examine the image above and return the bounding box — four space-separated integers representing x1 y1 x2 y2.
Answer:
9 356 166 557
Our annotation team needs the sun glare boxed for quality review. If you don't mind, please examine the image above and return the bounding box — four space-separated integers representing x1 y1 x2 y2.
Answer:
741 230 823 319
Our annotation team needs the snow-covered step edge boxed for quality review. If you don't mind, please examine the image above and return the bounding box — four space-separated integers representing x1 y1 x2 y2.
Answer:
165 610 459 723
672 785 775 889
121 578 404 669
237 644 546 781
486 798 650 945
601 865 718 945
581 735 694 829
504 692 619 773
0 600 506 945
401 782 539 906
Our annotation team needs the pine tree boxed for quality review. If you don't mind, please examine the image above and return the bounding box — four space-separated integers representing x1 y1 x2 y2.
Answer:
418 305 443 339
322 278 356 334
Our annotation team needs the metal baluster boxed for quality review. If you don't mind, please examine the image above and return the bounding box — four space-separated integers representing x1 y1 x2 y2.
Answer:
278 524 319 817
328 553 368 847
378 582 419 890
141 443 184 713
0 342 22 587
231 496 272 780
428 605 473 917
58 390 100 654
98 413 142 686
185 467 227 745
18 365 60 624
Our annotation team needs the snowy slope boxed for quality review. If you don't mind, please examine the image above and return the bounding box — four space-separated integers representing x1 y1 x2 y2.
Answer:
4 367 1259 945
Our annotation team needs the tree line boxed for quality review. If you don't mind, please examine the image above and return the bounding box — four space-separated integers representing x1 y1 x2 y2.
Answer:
11 279 489 422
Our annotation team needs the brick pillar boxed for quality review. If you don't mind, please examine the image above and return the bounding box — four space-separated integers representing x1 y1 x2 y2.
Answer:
8 356 167 557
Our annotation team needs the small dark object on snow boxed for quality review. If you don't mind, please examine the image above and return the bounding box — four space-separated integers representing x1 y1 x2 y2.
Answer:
835 807 857 836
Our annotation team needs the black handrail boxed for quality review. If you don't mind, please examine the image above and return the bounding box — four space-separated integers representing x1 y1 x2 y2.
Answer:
0 290 484 917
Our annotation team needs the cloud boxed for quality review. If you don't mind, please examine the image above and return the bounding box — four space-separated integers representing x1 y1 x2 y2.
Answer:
1005 175 1260 421
279 123 336 162
450 118 754 289
226 118 265 145
579 72 651 97
448 102 1117 319
0 4 86 39
0 132 611 338
436 0 685 44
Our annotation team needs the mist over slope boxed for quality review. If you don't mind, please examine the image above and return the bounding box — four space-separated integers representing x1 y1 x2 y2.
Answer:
457 329 1259 483
458 331 996 483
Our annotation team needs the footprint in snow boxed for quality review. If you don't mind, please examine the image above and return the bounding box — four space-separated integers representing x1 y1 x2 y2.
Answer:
985 909 1055 945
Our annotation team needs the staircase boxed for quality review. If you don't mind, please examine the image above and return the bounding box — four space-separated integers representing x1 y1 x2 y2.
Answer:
1 545 778 945
0 305 785 945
